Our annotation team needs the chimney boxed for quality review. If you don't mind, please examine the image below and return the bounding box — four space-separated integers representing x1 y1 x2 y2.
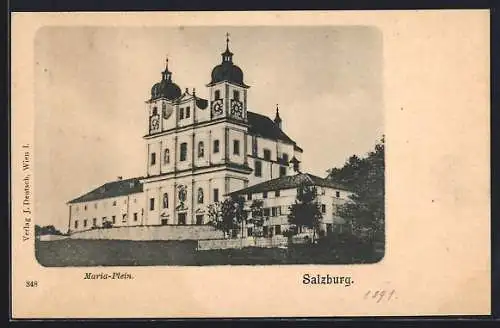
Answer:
117 176 123 181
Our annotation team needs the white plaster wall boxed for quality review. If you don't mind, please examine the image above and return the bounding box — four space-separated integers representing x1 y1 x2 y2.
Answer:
68 192 145 233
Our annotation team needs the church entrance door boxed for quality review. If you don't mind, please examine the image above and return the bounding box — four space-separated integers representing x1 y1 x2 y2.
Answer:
178 213 187 225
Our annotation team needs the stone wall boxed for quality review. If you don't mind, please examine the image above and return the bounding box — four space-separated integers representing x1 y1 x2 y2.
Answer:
69 225 224 241
38 234 69 241
197 236 289 250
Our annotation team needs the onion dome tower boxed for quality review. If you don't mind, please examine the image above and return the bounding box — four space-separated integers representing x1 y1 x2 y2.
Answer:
208 34 249 121
150 57 182 101
208 33 249 88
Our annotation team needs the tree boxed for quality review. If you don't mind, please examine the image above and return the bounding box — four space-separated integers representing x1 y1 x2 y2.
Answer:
207 202 225 237
328 136 385 243
287 184 323 243
35 224 64 236
248 199 265 237
207 195 247 239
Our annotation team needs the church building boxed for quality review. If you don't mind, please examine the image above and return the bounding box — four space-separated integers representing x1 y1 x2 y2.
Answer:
66 36 351 237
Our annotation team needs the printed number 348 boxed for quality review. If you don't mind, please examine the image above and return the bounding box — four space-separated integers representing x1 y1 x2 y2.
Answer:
25 280 38 288
364 289 396 303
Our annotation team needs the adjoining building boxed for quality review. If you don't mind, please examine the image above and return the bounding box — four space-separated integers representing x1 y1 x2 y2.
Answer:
66 36 352 238
226 173 353 238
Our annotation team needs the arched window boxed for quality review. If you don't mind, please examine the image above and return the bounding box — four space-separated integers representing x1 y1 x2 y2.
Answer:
164 149 170 164
197 188 204 204
163 193 169 209
198 141 204 158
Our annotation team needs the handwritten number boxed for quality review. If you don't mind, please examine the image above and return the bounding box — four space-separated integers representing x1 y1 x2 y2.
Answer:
365 289 396 302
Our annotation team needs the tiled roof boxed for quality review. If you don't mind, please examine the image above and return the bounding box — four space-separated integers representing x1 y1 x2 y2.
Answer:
226 173 350 196
247 111 300 147
68 177 143 204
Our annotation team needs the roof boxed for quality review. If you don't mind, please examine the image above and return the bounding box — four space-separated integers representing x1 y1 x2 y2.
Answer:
247 111 300 147
68 177 143 204
226 173 351 196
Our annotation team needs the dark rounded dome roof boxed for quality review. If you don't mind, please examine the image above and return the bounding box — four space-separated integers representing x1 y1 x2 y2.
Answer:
150 60 182 101
210 62 244 85
151 80 181 101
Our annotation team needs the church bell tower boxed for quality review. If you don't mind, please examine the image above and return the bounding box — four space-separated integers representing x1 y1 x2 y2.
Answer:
207 33 250 122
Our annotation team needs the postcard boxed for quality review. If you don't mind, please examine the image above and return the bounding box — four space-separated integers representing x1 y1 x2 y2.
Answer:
11 10 490 318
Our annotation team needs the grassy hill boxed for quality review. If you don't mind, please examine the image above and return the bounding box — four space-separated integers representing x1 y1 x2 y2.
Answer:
35 238 383 267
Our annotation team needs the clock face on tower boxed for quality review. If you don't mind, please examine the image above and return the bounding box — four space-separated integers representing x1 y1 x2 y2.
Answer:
211 99 224 117
230 99 244 119
150 114 160 131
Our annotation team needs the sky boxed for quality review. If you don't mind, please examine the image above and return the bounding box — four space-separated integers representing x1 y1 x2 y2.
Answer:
34 26 383 231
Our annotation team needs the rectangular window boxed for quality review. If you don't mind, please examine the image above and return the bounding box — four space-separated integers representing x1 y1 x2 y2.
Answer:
254 160 262 177
275 190 280 197
263 191 268 199
271 207 277 217
102 217 106 225
150 198 155 211
215 90 221 100
252 136 258 156
321 204 326 213
74 220 78 229
84 219 88 228
180 142 187 161
112 215 116 224
263 226 268 237
179 107 184 119
133 213 138 222
84 205 87 211
279 166 287 177
336 191 340 198
263 149 271 161
233 90 240 101
186 107 190 118
275 225 282 235
233 140 240 155
122 214 127 222
213 140 220 153
247 193 252 201
263 208 270 217
213 189 219 203
112 200 117 206
247 227 253 236
150 152 156 166
92 218 97 226
282 153 289 163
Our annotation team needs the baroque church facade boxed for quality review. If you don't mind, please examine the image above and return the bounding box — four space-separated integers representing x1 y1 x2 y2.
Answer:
67 36 350 236
142 37 303 227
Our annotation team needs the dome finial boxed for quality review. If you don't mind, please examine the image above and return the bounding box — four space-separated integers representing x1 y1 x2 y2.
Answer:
221 32 233 63
162 55 172 82
274 104 282 128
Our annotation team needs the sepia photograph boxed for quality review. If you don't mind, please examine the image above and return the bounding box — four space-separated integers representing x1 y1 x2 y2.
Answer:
33 26 384 267
11 11 490 318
